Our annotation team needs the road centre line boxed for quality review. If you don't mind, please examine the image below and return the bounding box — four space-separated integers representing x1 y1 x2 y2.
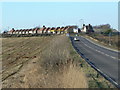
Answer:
81 36 119 53
80 40 119 60
72 37 119 88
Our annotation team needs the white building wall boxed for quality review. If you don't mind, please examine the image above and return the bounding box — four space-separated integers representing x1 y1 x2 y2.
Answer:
19 31 22 34
26 31 28 34
33 31 36 34
13 32 16 34
16 31 19 34
22 31 25 34
47 31 51 34
8 32 12 34
29 31 32 34
73 28 78 33
38 30 42 34
82 26 87 32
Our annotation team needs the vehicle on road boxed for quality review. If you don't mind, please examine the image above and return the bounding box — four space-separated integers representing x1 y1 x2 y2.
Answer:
74 37 79 41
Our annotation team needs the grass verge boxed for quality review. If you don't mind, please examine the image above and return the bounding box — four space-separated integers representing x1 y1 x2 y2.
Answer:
83 34 119 51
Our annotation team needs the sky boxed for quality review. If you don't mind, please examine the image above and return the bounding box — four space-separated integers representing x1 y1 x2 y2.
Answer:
1 2 118 32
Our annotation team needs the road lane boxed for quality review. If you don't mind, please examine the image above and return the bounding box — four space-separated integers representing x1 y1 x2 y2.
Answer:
80 36 119 59
71 36 119 86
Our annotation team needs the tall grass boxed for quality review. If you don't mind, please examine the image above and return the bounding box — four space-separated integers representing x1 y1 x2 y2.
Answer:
88 33 119 50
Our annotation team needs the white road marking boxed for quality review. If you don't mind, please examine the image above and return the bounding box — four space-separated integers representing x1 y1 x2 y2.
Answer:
74 37 119 87
80 40 120 60
81 36 119 53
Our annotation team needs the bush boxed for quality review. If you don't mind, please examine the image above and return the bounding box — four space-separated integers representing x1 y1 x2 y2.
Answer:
104 29 112 35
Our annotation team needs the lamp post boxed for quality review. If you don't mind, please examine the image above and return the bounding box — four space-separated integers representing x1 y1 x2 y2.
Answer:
79 19 84 28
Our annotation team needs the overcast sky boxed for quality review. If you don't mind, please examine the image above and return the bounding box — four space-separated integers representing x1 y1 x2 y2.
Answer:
1 2 118 31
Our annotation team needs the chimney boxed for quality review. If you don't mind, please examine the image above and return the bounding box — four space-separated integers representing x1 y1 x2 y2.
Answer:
89 24 91 26
83 24 85 26
12 28 15 30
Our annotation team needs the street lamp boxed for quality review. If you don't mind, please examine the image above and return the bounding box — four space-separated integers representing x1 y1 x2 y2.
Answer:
79 19 84 29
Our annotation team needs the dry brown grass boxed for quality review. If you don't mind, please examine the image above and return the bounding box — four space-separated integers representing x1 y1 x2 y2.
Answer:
2 35 88 88
85 34 120 51
62 64 87 88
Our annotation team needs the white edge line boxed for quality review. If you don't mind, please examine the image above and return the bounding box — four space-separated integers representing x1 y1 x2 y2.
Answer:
71 37 119 88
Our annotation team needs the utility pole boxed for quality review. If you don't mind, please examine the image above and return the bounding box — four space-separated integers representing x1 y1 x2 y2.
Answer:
109 32 111 46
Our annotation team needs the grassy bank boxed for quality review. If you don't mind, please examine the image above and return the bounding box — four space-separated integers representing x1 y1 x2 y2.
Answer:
85 34 119 51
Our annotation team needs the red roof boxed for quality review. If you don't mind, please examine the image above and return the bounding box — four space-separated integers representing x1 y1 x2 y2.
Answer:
38 27 46 31
50 27 55 30
54 27 60 30
33 28 39 31
9 29 15 32
28 29 32 31
16 30 19 32
44 27 50 31
47 27 51 31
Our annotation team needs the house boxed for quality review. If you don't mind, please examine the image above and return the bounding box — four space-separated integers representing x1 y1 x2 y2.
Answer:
46 27 51 34
33 28 39 34
8 28 15 34
25 29 29 34
62 27 67 33
54 27 57 34
13 30 16 34
19 29 23 34
28 29 33 34
73 28 81 33
81 24 94 33
50 27 55 34
66 26 79 33
55 27 60 34
37 27 46 34
42 27 47 34
15 30 20 34
37 28 42 34
41 25 46 34
32 28 36 34
57 28 61 34
64 26 70 33
60 27 64 34
43 27 48 34
22 29 26 34
73 28 78 33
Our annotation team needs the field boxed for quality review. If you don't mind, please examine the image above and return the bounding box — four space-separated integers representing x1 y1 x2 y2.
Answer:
2 35 88 88
1 35 114 88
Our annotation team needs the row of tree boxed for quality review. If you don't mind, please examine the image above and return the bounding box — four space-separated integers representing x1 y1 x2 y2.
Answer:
93 24 119 35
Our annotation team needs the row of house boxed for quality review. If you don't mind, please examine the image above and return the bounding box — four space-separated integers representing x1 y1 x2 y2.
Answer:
7 26 70 35
7 24 94 35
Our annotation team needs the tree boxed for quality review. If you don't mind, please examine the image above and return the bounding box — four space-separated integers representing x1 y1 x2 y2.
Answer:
104 29 112 35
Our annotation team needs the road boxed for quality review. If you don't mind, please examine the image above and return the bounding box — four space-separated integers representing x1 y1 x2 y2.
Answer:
70 36 119 87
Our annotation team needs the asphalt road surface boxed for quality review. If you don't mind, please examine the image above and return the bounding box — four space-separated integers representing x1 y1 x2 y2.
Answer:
70 36 119 87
